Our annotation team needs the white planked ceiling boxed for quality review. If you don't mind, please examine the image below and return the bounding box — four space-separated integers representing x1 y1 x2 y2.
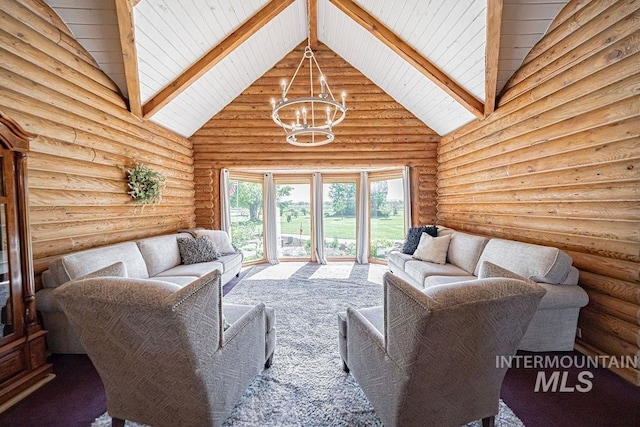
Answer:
45 0 569 137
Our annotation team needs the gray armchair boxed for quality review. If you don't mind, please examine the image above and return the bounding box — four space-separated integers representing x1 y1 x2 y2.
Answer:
338 272 545 427
54 270 275 427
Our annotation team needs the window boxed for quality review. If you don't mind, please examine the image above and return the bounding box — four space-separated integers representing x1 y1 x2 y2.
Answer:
228 173 264 262
323 176 358 259
369 172 406 260
275 179 312 259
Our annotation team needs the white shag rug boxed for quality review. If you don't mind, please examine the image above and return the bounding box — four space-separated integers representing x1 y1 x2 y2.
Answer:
93 262 524 427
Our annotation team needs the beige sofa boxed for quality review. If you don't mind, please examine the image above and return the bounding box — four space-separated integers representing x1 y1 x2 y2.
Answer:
387 226 589 352
36 231 243 354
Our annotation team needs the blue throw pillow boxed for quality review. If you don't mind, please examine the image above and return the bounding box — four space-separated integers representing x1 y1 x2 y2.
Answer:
401 225 438 255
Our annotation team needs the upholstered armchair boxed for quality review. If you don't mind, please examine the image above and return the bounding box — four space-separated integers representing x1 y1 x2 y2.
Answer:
54 270 275 427
338 272 545 427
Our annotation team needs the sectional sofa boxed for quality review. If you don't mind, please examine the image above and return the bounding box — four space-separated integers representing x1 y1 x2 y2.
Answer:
387 226 589 351
36 231 243 353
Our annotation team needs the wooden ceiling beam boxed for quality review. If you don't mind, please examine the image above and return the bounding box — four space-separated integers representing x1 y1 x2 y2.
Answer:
115 0 142 118
484 0 503 117
142 0 295 119
309 0 318 50
330 0 484 119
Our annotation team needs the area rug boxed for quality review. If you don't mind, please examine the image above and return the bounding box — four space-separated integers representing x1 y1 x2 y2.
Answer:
93 262 524 426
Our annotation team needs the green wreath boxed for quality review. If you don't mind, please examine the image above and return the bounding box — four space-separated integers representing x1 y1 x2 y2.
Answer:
124 162 166 208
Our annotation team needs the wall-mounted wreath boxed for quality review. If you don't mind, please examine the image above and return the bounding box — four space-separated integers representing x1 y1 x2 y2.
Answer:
123 161 166 208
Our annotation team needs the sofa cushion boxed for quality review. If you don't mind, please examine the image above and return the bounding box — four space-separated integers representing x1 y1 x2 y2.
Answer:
387 251 414 270
447 232 489 274
404 260 469 288
154 260 224 278
216 253 243 276
61 242 149 282
401 226 438 255
137 234 182 277
413 233 451 264
177 236 221 265
474 238 573 285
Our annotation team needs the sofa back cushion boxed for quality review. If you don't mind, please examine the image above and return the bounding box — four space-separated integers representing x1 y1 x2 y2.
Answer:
137 234 183 277
474 239 574 284
446 231 490 274
58 242 149 285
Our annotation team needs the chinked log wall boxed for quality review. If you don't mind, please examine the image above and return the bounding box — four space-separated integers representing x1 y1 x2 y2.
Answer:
0 0 196 287
437 0 640 385
191 43 440 229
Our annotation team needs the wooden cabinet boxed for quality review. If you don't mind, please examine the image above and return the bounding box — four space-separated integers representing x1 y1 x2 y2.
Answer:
0 111 52 407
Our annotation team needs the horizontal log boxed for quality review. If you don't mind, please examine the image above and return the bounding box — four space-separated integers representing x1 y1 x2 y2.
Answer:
438 159 639 196
436 220 639 262
579 271 640 304
193 143 436 154
203 118 430 129
574 341 640 386
436 211 638 242
438 118 639 180
0 32 124 107
29 187 193 208
522 0 618 67
28 151 194 185
567 250 640 283
210 108 420 121
442 49 640 153
29 204 194 224
436 181 639 204
503 2 640 97
585 289 640 325
437 200 640 221
0 55 189 152
579 306 639 347
1 2 111 76
219 101 411 112
191 135 439 144
579 320 640 358
440 73 640 164
439 138 640 188
194 150 433 162
32 221 195 260
0 87 194 168
195 159 430 168
197 127 436 137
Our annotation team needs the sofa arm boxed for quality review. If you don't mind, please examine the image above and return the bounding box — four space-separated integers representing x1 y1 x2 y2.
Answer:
222 303 266 346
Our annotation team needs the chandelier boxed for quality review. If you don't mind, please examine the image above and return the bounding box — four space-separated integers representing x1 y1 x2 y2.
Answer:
270 35 347 146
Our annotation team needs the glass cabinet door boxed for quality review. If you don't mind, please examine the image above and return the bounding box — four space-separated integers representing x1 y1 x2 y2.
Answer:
0 204 11 338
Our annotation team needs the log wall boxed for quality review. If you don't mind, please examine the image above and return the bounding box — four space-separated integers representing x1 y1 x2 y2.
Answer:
437 0 640 385
192 43 440 229
0 0 195 286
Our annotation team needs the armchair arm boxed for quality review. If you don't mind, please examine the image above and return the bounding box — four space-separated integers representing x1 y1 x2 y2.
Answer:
222 303 266 346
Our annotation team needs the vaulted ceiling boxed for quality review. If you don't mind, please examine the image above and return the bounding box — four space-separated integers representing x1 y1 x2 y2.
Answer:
45 0 568 138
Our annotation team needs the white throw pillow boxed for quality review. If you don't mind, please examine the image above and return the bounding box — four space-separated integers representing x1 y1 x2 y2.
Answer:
412 233 451 265
194 230 236 254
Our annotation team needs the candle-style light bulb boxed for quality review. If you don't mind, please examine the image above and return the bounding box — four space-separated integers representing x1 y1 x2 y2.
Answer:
302 107 307 125
270 98 276 109
281 80 287 97
296 110 301 126
320 75 326 93
341 92 346 108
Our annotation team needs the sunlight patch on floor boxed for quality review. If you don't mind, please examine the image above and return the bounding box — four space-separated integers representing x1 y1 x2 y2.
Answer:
367 264 387 285
309 262 354 280
245 262 307 280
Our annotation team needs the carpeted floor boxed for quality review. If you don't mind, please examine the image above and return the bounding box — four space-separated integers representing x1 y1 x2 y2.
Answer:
93 262 523 426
